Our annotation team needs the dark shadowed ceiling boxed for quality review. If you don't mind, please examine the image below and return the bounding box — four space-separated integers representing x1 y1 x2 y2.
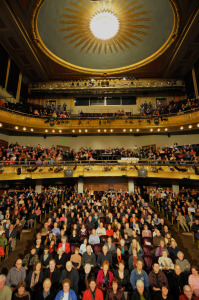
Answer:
0 0 199 80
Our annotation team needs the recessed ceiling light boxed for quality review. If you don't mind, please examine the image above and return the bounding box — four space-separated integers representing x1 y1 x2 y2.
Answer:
23 127 26 131
85 129 88 132
165 128 168 131
98 129 100 132
15 126 19 130
136 129 139 132
180 126 183 130
79 129 81 133
110 129 113 132
0 123 2 127
45 129 48 133
30 128 34 132
150 129 153 132
157 128 160 132
188 125 192 129
123 129 126 132
59 130 62 133
197 124 199 128
72 130 75 133
130 129 132 132
52 130 55 133
104 129 107 132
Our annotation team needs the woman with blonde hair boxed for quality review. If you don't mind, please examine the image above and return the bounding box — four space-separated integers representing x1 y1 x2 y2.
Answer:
128 239 144 257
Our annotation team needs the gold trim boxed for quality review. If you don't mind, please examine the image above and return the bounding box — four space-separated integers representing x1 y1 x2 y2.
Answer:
30 0 180 75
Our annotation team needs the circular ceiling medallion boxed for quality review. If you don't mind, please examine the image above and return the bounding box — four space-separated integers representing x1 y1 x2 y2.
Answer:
90 11 119 40
32 0 179 75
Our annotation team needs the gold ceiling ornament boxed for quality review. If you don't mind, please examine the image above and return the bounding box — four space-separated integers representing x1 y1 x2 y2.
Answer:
57 0 152 54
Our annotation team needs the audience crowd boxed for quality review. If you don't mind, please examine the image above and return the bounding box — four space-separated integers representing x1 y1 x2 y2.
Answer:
0 143 198 165
0 186 199 300
0 97 198 120
140 98 199 116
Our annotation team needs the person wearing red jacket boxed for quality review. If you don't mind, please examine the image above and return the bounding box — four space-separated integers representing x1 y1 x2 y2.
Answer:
179 285 199 300
82 278 104 300
97 261 113 297
57 236 70 254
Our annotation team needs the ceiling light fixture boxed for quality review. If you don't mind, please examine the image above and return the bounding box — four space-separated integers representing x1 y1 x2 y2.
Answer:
90 11 119 40
59 130 62 133
165 128 168 131
136 129 139 132
30 128 34 132
45 129 48 133
15 126 19 130
157 128 160 132
188 125 192 129
85 129 88 132
180 126 183 130
52 130 55 133
98 129 100 132
23 127 26 131
150 129 153 132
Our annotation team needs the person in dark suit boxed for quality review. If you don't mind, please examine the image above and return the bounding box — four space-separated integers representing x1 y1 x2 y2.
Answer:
5 224 16 251
43 259 60 290
59 261 79 296
35 278 55 300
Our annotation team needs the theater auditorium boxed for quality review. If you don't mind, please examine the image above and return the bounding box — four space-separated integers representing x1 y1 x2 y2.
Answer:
0 0 199 299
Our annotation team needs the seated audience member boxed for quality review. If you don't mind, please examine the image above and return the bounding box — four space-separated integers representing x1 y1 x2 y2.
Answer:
131 280 151 300
179 285 199 300
0 274 12 300
186 212 196 230
55 278 77 300
128 239 144 257
128 248 144 271
96 222 106 236
52 222 60 237
44 232 56 246
25 262 43 295
156 284 173 300
176 251 191 272
188 266 199 297
5 224 17 251
97 261 114 295
70 247 81 269
113 260 130 292
142 224 152 238
105 237 116 255
97 245 112 268
79 263 96 295
23 246 39 270
13 281 31 300
168 264 188 299
120 239 128 255
69 229 80 244
55 247 67 269
6 259 26 289
59 261 79 296
79 238 89 255
106 224 114 236
81 245 96 267
39 246 53 269
124 223 133 237
177 212 190 232
130 260 149 291
148 263 168 299
88 229 100 245
105 277 125 300
82 278 104 300
43 259 60 290
79 224 88 236
36 278 55 300
158 250 174 271
167 240 180 258
35 238 43 257
113 246 127 269
155 239 167 257
153 230 163 247
57 236 70 254
191 219 199 241
48 240 57 255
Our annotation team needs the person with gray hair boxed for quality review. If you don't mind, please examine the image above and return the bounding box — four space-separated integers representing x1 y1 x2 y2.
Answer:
0 274 12 300
131 280 151 300
176 251 191 272
6 259 26 289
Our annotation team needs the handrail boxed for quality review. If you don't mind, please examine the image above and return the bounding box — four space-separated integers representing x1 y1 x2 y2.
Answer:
0 105 199 120
0 160 198 167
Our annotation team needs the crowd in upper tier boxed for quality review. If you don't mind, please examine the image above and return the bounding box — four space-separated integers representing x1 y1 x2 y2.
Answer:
140 98 199 116
0 186 199 300
0 143 199 164
0 97 198 119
